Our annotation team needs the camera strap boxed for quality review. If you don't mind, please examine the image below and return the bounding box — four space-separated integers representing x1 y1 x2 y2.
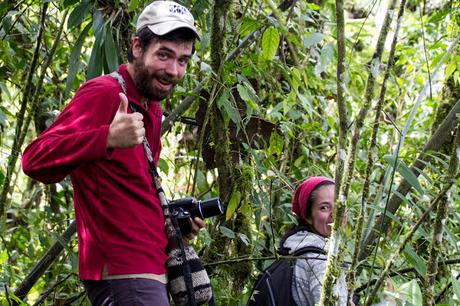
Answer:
110 70 198 306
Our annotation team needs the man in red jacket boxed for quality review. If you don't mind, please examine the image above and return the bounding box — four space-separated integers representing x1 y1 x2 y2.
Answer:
22 1 203 305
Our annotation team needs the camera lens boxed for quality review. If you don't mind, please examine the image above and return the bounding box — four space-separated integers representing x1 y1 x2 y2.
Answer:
195 198 224 219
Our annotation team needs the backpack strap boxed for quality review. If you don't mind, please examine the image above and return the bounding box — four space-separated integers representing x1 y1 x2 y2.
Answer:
278 245 326 257
292 246 326 257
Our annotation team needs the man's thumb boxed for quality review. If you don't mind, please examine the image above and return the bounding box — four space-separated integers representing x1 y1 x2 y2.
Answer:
117 92 128 114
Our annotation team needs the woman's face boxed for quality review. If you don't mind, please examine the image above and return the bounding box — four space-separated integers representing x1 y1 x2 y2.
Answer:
306 184 335 237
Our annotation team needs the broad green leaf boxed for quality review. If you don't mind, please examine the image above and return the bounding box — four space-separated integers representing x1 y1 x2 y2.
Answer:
157 158 169 174
67 0 92 29
403 245 426 276
452 274 460 301
128 0 141 12
87 20 105 79
316 42 334 74
428 9 449 23
87 38 103 80
282 90 296 115
104 24 119 72
226 191 241 221
219 226 235 239
239 18 260 37
304 32 324 49
217 88 241 128
261 26 279 62
445 60 456 80
237 83 259 112
65 22 91 96
384 155 423 194
92 10 104 38
268 131 284 156
398 279 422 305
0 81 11 100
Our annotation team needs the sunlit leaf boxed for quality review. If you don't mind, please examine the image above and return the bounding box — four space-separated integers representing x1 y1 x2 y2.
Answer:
226 191 241 221
397 279 422 305
452 274 460 301
261 26 279 62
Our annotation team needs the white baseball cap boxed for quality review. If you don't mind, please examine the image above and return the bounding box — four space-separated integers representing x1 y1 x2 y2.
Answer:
136 1 199 38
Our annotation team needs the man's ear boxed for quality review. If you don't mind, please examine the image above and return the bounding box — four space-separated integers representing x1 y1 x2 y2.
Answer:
131 37 142 59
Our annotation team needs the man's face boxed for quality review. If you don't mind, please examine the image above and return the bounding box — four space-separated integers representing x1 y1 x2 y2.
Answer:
132 38 193 101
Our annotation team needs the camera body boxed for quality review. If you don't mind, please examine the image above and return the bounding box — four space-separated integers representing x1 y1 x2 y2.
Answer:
169 197 224 235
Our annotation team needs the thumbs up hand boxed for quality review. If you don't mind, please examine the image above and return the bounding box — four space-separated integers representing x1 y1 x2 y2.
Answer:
107 93 145 148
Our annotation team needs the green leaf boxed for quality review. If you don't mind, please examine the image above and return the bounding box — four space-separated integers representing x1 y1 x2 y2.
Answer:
384 155 423 194
428 9 449 23
239 18 260 37
403 245 426 276
304 32 324 49
217 88 241 128
157 158 169 174
261 26 279 62
67 0 92 29
445 60 456 80
104 24 119 72
316 42 334 74
452 274 460 301
87 39 103 80
92 10 105 38
87 21 105 79
219 226 235 239
236 82 259 111
398 279 422 305
65 22 91 96
226 191 241 221
0 81 11 100
268 131 284 156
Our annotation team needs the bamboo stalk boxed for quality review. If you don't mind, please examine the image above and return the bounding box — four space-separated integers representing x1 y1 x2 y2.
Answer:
347 0 407 303
319 0 348 304
0 3 48 219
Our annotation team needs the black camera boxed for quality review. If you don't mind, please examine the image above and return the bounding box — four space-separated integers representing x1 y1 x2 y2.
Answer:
169 197 224 235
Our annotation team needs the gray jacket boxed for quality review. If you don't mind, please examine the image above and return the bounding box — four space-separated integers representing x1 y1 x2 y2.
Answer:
282 231 348 306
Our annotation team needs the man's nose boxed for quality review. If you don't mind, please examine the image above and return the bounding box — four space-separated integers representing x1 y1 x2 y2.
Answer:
165 60 180 78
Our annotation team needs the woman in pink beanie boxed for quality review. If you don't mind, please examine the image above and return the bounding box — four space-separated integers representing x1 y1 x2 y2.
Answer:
281 176 350 306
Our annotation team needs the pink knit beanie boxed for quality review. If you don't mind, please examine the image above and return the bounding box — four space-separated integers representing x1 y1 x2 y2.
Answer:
292 176 335 220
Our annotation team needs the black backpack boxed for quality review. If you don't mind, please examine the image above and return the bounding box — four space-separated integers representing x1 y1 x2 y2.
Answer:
246 246 326 306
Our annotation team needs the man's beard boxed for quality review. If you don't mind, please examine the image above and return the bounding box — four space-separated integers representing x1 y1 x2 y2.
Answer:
132 59 177 101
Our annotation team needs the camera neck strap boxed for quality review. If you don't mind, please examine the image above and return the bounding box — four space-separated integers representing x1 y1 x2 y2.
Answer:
110 71 197 306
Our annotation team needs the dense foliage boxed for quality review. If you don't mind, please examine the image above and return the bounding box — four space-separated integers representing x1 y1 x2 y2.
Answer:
0 0 459 305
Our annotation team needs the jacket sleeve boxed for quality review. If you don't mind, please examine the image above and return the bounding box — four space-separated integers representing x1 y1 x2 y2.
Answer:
22 79 120 183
